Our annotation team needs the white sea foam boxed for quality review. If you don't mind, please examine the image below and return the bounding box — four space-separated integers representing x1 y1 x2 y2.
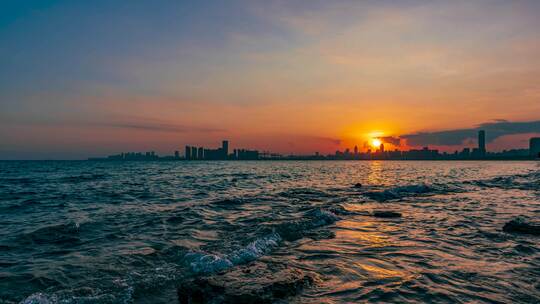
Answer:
19 286 134 304
185 208 341 274
186 232 282 274
20 293 53 304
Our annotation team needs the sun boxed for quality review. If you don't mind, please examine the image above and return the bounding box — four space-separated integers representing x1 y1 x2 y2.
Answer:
371 138 382 148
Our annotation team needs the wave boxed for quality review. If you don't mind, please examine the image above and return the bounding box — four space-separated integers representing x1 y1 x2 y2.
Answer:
279 188 335 200
185 233 282 274
210 198 247 210
20 293 51 304
20 222 83 245
59 173 108 183
19 286 134 304
362 183 462 201
185 207 341 274
470 171 540 191
0 177 37 185
361 170 540 202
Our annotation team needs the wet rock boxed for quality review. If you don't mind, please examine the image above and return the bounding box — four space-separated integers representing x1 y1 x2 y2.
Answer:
178 261 314 304
503 217 540 235
372 211 402 218
353 183 363 189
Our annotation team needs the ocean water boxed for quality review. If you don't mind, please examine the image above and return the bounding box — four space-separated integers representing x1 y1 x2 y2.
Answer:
1 160 539 303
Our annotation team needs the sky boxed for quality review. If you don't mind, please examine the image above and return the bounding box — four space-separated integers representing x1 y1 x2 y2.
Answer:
1 0 540 159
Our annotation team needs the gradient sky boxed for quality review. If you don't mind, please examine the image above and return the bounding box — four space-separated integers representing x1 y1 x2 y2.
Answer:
1 0 540 159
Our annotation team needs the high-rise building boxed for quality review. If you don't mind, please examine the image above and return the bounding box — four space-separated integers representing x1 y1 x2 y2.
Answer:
530 137 540 158
461 148 470 158
191 146 198 160
198 147 204 159
478 130 486 156
174 151 180 159
222 140 229 159
380 143 385 153
185 146 191 160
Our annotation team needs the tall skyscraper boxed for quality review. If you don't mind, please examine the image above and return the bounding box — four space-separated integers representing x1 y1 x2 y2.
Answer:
222 140 229 159
530 137 540 158
478 130 486 156
185 146 191 160
191 146 198 160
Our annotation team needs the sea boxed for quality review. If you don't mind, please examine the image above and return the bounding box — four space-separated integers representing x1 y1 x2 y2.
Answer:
1 160 539 303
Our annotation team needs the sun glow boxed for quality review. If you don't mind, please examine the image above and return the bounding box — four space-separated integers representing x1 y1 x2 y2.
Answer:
371 138 382 148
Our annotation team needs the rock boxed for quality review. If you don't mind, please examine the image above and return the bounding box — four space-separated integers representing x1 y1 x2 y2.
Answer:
372 211 402 218
353 183 363 189
178 261 314 304
503 217 540 235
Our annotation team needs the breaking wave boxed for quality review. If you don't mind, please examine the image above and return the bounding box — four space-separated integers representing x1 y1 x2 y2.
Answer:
185 208 340 274
363 183 463 201
185 233 282 274
19 285 134 304
471 170 540 191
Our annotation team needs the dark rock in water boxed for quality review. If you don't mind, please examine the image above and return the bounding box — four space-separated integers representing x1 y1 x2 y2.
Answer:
372 211 402 218
178 261 314 304
353 183 363 189
503 217 540 235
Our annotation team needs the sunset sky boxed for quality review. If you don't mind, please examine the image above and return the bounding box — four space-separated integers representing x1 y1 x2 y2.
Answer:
1 1 540 159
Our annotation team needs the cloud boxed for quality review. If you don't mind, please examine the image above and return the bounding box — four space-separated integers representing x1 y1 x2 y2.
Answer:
95 121 223 133
402 119 540 147
3 115 224 134
379 136 401 146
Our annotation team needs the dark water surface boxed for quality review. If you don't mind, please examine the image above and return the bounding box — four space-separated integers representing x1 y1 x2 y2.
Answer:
1 161 539 303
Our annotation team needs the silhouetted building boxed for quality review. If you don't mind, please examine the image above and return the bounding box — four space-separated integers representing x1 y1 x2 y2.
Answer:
388 149 402 159
102 151 159 161
182 140 250 160
198 147 204 159
222 140 229 159
380 143 385 153
460 148 470 158
185 146 191 160
174 151 180 159
235 149 259 160
405 147 438 160
478 130 486 157
530 137 540 158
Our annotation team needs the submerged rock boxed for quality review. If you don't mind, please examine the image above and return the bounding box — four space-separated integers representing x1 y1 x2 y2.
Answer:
503 217 540 235
177 261 314 304
372 211 402 218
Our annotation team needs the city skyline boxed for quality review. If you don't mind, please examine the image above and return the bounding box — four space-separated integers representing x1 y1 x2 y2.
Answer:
90 131 540 161
2 1 540 159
